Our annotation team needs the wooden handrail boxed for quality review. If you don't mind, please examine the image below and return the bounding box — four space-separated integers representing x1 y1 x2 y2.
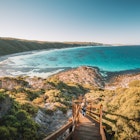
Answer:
86 103 100 119
44 100 80 140
77 98 107 140
86 109 100 115
43 120 73 140
87 103 106 140
99 105 106 140
71 100 81 132
43 98 106 140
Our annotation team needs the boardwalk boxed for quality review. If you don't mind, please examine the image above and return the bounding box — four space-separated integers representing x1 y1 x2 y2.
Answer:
44 100 106 140
73 113 102 140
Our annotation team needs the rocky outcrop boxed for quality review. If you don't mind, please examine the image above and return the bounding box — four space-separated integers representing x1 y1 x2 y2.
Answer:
35 109 72 133
53 66 105 88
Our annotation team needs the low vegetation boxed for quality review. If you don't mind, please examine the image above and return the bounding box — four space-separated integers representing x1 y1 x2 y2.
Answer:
0 93 41 140
86 80 140 140
0 74 140 139
0 76 87 139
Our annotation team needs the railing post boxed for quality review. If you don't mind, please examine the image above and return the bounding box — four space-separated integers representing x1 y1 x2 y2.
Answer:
77 104 80 124
90 103 91 115
68 125 73 140
72 99 74 118
69 125 73 133
75 104 79 125
99 104 103 128
99 104 106 140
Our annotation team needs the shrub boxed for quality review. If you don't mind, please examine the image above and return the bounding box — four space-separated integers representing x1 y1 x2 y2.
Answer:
16 110 28 121
0 126 10 140
3 115 17 126
129 80 140 87
21 103 38 116
33 97 44 104
0 89 5 93
0 93 6 101
24 90 38 101
103 86 140 139
7 126 17 138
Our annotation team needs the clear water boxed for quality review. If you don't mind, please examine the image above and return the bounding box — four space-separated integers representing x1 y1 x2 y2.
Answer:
0 45 140 77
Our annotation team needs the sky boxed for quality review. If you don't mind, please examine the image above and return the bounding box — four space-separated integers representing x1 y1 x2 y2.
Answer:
0 0 140 45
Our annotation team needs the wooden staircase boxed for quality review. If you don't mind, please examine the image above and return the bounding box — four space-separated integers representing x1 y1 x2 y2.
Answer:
44 98 106 140
73 113 102 140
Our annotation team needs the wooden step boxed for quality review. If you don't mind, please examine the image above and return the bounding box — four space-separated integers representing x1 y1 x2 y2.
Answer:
73 114 102 140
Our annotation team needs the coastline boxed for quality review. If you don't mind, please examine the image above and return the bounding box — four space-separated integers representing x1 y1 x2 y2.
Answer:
0 37 104 57
0 45 103 62
1 43 140 80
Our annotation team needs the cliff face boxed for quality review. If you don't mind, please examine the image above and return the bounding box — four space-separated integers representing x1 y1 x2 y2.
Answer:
0 37 103 56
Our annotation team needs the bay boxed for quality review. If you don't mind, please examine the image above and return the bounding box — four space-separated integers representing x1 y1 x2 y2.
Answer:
0 45 140 77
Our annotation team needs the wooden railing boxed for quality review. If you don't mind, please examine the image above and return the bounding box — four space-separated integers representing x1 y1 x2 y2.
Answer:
99 105 106 140
43 98 106 140
43 120 73 140
86 102 106 140
43 100 80 140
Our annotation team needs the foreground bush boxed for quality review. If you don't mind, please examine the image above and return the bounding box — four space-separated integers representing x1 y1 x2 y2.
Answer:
0 93 41 140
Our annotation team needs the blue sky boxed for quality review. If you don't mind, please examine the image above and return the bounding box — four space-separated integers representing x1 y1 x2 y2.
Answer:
0 0 140 44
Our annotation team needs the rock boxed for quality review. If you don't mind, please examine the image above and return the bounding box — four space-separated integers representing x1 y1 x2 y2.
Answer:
35 109 72 134
53 66 105 88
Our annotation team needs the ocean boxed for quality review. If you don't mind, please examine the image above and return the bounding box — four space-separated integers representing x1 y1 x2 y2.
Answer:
0 45 140 77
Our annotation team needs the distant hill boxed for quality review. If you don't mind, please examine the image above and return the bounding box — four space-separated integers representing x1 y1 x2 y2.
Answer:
0 37 103 56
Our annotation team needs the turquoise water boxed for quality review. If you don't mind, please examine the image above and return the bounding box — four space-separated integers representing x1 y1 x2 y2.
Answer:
0 45 140 77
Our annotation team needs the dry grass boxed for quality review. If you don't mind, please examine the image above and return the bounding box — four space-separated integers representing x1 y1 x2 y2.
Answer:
86 81 140 139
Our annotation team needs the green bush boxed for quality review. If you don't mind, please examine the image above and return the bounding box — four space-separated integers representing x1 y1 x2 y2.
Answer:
0 93 6 101
0 93 41 140
7 126 17 138
16 110 28 121
0 126 10 140
25 89 45 101
21 103 38 116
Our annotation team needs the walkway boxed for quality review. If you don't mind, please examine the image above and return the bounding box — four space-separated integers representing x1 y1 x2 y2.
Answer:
43 100 106 140
73 113 102 140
